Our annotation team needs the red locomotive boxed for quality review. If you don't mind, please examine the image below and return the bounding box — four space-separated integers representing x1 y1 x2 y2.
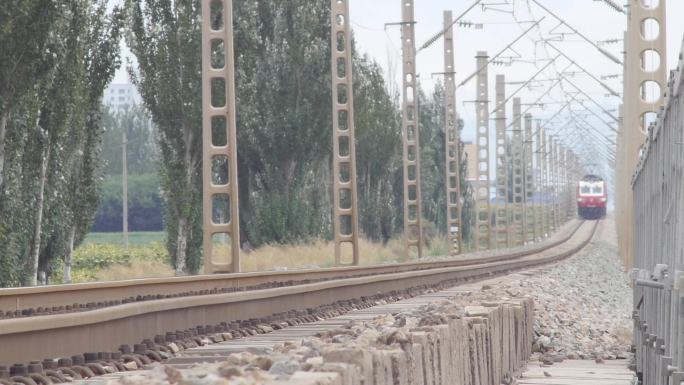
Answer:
576 174 607 219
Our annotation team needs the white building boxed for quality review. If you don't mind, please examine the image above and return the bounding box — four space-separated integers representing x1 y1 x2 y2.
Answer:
103 83 141 109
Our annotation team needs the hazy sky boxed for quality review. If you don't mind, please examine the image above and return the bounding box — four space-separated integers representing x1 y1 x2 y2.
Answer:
112 0 684 178
348 1 682 137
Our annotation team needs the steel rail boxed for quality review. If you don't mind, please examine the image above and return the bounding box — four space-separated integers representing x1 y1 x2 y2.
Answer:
0 220 596 366
0 223 588 316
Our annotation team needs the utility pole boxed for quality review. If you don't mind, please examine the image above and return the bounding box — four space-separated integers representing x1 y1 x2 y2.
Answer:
122 131 129 250
201 0 241 273
494 75 509 248
534 121 544 239
541 129 549 236
548 136 556 233
474 51 491 251
555 141 561 228
559 146 565 224
443 10 462 255
331 0 360 265
511 97 524 245
401 0 422 258
563 148 571 221
523 113 535 243
617 0 667 269
552 139 560 230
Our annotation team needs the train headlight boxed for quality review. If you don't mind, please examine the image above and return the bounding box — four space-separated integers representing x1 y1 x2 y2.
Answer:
577 198 583 202
600 197 607 202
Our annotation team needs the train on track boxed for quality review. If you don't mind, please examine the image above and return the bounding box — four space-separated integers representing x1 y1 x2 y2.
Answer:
576 174 607 220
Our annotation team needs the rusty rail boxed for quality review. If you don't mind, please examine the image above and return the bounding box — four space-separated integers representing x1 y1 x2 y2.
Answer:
0 220 595 366
0 221 584 316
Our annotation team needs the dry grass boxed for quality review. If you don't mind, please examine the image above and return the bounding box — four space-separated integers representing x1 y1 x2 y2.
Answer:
76 233 452 281
92 259 175 281
240 236 451 272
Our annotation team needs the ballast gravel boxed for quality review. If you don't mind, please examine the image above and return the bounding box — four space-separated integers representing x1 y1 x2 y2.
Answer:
503 220 633 362
103 221 631 385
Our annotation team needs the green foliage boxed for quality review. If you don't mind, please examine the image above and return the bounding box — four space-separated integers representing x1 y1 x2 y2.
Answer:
0 0 479 287
101 106 158 176
235 1 334 247
91 173 163 232
51 241 169 283
126 0 475 261
126 0 203 274
0 0 123 286
353 55 402 243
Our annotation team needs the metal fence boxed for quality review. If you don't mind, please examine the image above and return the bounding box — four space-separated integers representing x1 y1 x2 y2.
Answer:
631 39 684 385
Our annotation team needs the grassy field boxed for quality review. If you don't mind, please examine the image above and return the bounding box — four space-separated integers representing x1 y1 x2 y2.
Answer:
61 232 172 283
70 231 451 282
69 205 570 283
83 231 165 245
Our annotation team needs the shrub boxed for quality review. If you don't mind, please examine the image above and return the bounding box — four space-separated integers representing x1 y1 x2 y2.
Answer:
51 241 170 283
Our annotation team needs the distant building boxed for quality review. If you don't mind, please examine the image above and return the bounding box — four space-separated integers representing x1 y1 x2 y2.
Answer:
103 83 141 109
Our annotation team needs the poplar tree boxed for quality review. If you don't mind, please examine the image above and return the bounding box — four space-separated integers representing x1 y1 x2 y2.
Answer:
125 0 203 274
0 1 122 286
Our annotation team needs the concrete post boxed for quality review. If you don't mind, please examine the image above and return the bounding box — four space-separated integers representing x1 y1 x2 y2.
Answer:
511 98 524 245
534 121 544 240
494 75 510 248
443 11 462 255
523 114 535 243
475 51 491 250
331 0 360 265
401 0 423 258
618 0 667 269
201 0 241 273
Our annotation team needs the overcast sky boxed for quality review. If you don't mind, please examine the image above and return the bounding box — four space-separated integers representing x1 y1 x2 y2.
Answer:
349 1 681 136
112 0 683 180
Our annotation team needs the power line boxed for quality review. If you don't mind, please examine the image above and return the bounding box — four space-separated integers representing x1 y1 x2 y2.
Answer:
530 0 623 64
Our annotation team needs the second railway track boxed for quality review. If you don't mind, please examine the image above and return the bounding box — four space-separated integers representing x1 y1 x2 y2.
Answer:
0 219 595 367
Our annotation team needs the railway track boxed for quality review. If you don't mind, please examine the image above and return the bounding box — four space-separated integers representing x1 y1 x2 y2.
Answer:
0 219 596 382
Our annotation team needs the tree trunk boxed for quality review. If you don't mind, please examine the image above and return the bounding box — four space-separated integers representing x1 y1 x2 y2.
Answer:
175 216 188 275
64 226 76 283
28 144 50 286
238 155 250 247
174 125 195 276
0 108 9 189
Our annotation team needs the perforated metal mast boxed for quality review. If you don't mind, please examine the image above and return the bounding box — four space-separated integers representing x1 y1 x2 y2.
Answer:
571 151 576 219
565 150 573 220
555 142 562 228
202 0 240 273
474 51 491 250
569 151 576 219
559 145 565 223
443 11 462 255
548 137 554 232
511 98 524 245
552 138 558 232
563 148 571 220
551 139 560 231
617 0 667 269
331 0 359 265
494 75 509 248
559 147 565 221
558 143 564 226
541 129 549 235
401 0 422 257
523 113 535 243
534 121 544 239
